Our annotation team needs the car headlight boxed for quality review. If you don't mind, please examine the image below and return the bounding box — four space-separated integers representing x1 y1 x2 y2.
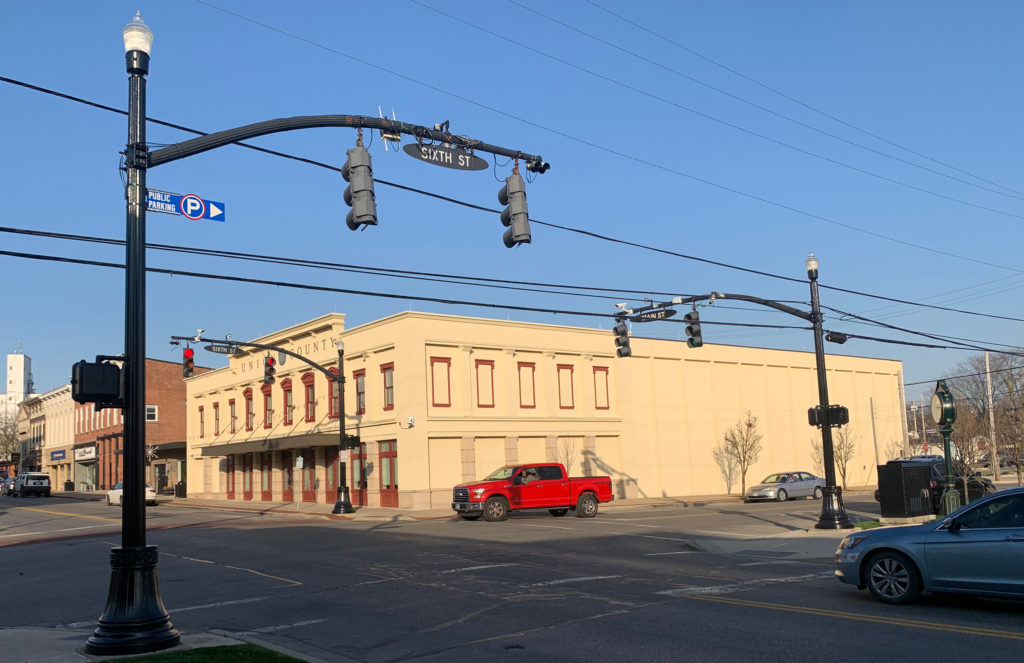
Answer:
839 534 868 550
471 488 486 499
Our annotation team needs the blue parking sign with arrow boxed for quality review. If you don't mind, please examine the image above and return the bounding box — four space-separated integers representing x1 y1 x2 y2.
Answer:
147 189 225 222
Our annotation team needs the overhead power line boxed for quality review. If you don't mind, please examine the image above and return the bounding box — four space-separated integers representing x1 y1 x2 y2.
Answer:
582 0 1024 199
3 76 1023 324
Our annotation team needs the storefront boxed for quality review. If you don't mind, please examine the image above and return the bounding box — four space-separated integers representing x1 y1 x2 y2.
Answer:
73 443 98 491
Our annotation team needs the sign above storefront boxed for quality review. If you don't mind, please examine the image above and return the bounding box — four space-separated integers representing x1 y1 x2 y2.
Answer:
50 450 66 461
74 446 97 461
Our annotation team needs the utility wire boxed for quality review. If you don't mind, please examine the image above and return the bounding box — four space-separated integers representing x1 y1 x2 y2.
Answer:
417 0 1024 220
582 0 1024 199
3 76 1023 322
511 0 1024 203
904 364 1024 387
180 4 1024 273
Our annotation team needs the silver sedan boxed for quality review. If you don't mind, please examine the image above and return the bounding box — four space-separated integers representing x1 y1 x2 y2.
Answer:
836 487 1024 603
744 471 825 502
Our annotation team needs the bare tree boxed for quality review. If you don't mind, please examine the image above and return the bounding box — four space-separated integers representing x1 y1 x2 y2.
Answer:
808 438 824 476
558 438 579 476
834 426 857 490
883 440 904 462
0 413 18 463
712 441 738 494
722 411 763 494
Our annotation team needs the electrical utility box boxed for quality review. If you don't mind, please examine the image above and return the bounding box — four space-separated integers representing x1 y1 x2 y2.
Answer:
877 462 933 518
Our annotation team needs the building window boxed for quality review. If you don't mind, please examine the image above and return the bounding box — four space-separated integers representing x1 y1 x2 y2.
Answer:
145 405 158 422
281 379 294 425
430 357 451 407
262 384 273 428
354 370 366 415
518 362 536 409
243 388 254 431
213 402 220 435
475 359 495 408
302 371 316 422
593 366 610 410
229 399 237 434
557 364 575 409
198 406 205 438
381 363 394 411
328 368 340 419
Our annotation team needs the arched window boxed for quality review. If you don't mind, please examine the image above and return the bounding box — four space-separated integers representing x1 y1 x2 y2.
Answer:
302 372 316 422
281 378 294 425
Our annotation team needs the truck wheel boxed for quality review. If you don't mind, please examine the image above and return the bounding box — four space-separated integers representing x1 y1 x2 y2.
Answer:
482 496 509 522
549 508 568 517
460 514 482 521
575 493 598 518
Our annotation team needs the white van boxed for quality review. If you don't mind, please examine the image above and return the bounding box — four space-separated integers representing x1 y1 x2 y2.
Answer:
14 472 51 497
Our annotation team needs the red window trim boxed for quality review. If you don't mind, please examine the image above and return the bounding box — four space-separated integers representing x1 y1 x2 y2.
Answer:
300 371 316 422
518 361 536 409
593 366 610 410
198 405 205 438
430 357 451 407
353 369 366 415
327 368 340 419
475 359 495 408
557 364 575 410
280 378 294 425
228 398 236 433
261 383 273 429
213 401 220 435
243 388 254 432
380 362 395 411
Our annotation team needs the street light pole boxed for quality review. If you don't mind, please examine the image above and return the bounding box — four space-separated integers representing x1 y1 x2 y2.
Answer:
86 13 179 655
332 341 354 514
806 253 854 530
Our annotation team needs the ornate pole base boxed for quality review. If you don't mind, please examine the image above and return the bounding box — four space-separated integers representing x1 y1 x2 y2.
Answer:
814 486 855 529
331 486 355 514
85 546 180 656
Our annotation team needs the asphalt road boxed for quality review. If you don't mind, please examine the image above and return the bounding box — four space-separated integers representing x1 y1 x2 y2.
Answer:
2 495 1023 662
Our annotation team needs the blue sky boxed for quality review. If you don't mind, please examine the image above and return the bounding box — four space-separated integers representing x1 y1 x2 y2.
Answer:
2 1 1022 403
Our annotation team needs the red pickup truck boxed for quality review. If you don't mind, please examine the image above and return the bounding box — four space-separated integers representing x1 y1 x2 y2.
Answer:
452 463 614 521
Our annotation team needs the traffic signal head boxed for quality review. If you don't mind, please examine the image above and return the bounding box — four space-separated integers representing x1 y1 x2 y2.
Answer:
684 311 703 348
183 347 195 378
342 145 377 231
498 172 531 248
613 320 631 358
263 356 276 384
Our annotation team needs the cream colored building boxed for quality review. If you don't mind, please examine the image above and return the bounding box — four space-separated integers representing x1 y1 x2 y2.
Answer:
16 385 73 483
185 312 905 510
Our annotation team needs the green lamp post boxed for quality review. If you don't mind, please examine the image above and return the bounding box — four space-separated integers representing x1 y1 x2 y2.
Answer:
931 379 961 515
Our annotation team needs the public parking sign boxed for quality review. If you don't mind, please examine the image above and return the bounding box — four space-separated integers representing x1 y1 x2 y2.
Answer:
147 189 225 222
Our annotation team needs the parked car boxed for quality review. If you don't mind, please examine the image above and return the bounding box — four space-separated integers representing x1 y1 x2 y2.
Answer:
873 456 996 513
452 463 614 521
106 482 158 507
2 476 16 496
14 472 51 497
836 486 1024 603
744 471 825 502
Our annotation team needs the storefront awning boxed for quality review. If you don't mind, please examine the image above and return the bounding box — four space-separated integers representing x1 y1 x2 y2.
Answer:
155 441 186 451
199 432 339 457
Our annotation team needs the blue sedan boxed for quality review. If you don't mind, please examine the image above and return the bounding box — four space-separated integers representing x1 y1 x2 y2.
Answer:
835 487 1024 603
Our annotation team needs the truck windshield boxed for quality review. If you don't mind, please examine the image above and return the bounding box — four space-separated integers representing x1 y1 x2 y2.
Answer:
482 466 518 481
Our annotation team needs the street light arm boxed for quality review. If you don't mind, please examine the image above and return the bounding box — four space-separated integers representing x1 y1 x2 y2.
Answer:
712 292 812 321
170 335 339 384
148 114 546 170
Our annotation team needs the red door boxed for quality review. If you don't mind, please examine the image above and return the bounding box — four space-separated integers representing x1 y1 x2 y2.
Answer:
301 448 316 503
379 441 398 508
225 456 235 500
281 451 294 502
242 453 254 501
260 453 273 501
350 443 367 506
325 448 339 503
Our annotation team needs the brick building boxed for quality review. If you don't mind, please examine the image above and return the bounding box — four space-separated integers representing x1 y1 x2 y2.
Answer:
73 358 203 492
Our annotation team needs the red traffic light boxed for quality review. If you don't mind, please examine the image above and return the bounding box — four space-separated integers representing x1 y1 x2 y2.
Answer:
183 348 194 359
265 356 275 366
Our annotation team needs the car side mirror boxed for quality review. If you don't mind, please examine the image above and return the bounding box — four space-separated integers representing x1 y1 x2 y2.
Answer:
942 518 961 534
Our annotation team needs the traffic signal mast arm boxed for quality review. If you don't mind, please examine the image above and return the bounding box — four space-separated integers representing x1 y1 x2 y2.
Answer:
170 335 340 384
149 115 548 173
621 292 812 322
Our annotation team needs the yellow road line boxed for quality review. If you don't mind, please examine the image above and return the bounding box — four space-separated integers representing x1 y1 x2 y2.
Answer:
13 507 121 523
682 593 1024 641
